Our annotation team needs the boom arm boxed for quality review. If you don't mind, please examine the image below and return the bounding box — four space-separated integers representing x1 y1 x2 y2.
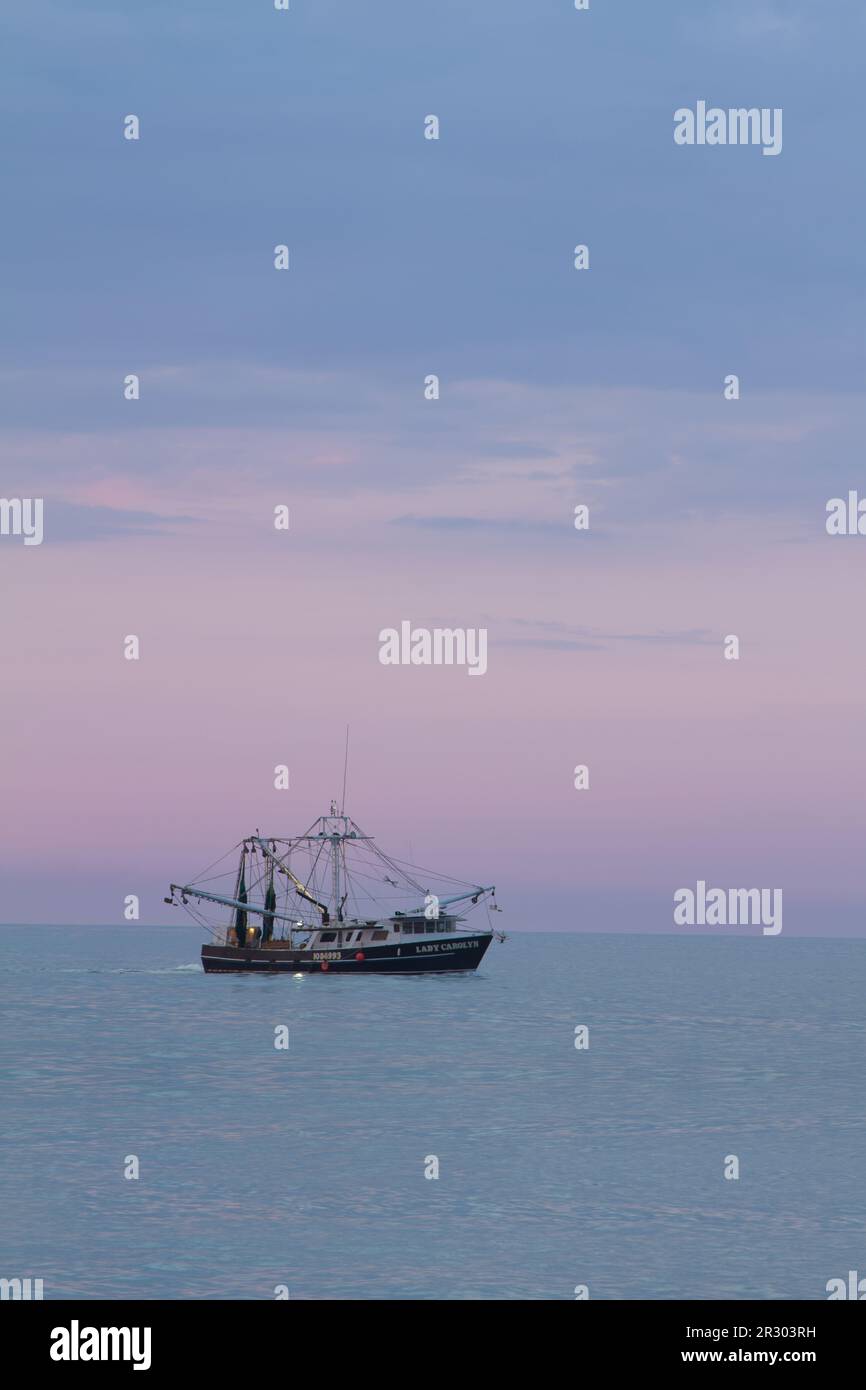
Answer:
252 838 330 923
169 883 305 927
404 885 495 915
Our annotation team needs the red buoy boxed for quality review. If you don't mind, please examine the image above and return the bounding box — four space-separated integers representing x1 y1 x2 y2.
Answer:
320 961 329 972
355 951 365 962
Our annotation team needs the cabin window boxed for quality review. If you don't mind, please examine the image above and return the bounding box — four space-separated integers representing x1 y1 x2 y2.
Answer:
320 931 336 943
371 930 388 941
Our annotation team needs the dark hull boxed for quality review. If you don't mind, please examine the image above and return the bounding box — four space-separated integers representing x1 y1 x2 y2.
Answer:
201 933 493 975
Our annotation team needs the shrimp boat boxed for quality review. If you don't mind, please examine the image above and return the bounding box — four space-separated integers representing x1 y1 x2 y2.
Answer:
166 804 503 975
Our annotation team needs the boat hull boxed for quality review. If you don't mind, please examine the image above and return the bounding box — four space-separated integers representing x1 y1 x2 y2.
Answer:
201 933 493 975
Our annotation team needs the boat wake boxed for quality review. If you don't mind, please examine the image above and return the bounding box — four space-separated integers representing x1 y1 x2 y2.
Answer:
59 964 204 975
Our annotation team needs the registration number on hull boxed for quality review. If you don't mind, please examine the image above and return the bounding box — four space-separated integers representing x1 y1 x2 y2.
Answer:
313 951 341 961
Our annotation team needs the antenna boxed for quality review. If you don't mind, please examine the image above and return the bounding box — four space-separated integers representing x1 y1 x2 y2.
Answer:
341 724 350 814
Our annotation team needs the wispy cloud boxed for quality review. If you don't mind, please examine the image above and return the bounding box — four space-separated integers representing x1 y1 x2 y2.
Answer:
4 377 856 550
42 502 198 542
390 513 601 540
496 617 716 651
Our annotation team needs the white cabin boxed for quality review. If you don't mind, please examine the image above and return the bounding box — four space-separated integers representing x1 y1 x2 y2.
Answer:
307 915 461 949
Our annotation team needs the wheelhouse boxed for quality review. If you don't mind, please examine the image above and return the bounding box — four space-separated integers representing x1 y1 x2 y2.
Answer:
307 914 462 949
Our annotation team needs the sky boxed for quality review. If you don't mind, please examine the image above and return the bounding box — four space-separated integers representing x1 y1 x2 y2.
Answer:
1 0 864 932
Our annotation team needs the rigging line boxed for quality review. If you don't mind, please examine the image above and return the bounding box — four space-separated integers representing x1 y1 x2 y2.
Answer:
364 850 429 892
307 839 327 891
362 839 474 882
332 863 408 892
245 847 268 908
326 859 406 898
183 900 220 939
351 842 439 885
389 863 477 889
345 839 474 899
346 846 372 919
245 843 270 897
280 839 328 909
331 873 423 906
188 842 245 887
345 855 362 923
379 853 478 888
341 838 349 898
364 841 426 893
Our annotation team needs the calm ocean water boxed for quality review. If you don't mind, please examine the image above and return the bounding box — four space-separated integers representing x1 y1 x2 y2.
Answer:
1 926 864 1301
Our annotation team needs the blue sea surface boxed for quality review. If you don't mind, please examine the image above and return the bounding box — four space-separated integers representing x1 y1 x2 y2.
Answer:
1 926 864 1300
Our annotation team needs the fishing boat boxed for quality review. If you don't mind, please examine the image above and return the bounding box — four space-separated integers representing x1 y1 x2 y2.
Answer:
166 803 503 975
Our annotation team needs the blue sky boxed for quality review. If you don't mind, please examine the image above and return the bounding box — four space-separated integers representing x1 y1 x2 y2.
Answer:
3 0 864 539
4 0 864 396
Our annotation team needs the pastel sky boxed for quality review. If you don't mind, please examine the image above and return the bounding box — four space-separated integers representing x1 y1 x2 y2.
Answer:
2 0 864 932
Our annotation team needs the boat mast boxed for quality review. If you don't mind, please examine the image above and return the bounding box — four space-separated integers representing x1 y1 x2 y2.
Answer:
330 799 341 923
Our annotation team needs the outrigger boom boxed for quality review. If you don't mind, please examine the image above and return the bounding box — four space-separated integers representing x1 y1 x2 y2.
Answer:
402 887 495 914
168 884 303 928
